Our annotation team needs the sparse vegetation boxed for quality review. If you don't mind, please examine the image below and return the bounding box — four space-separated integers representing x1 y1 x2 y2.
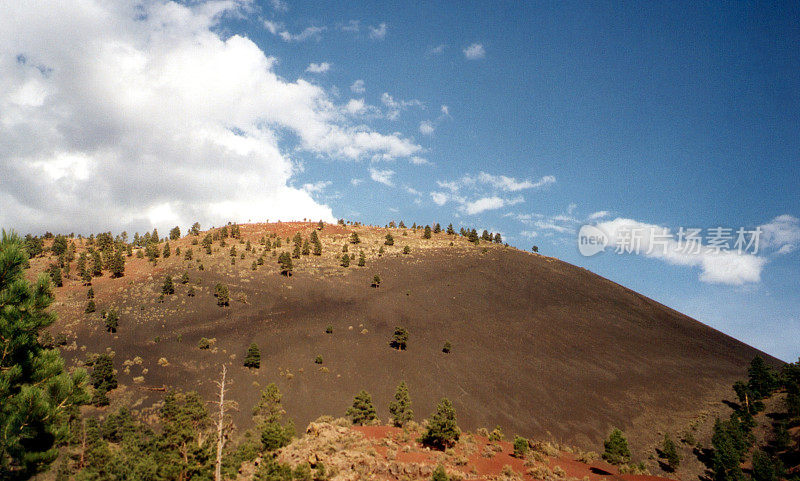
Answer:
421 398 460 449
214 283 229 306
390 326 408 350
602 428 631 465
346 390 377 425
388 381 413 427
244 343 261 368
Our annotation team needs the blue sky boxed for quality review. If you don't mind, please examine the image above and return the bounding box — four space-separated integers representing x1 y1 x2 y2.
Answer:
1 1 798 360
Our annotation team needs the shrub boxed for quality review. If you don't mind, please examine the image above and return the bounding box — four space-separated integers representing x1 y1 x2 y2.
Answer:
489 426 504 442
325 325 333 334
85 300 96 314
349 232 360 244
346 390 377 425
431 465 448 481
180 272 189 284
371 275 381 288
384 233 394 246
442 341 452 353
244 343 261 368
357 251 365 267
403 245 410 254
314 355 323 364
423 225 432 239
513 436 529 458
421 398 460 449
603 428 631 465
340 253 350 268
278 252 293 276
198 337 211 350
390 326 408 350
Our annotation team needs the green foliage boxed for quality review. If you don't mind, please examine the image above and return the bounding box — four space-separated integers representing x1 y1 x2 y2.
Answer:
384 233 394 246
349 232 360 244
314 354 323 364
390 326 408 350
747 356 778 399
301 239 310 256
711 415 751 481
159 390 213 481
244 343 261 368
104 309 119 333
488 426 504 442
85 300 96 313
388 381 413 427
660 433 680 471
162 275 174 295
109 249 125 278
340 253 350 267
197 337 211 350
421 398 460 450
214 283 229 306
431 465 449 481
48 263 63 287
0 232 89 479
163 242 171 258
260 420 294 452
402 245 410 254
180 272 189 284
371 275 381 287
253 384 294 452
90 353 117 406
423 225 432 239
442 341 452 353
357 251 365 267
278 252 293 276
513 436 529 458
325 325 333 334
169 226 181 240
446 224 455 235
602 428 631 465
751 449 777 481
346 390 377 425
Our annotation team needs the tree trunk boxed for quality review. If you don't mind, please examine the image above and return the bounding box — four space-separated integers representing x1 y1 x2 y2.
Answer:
215 365 227 481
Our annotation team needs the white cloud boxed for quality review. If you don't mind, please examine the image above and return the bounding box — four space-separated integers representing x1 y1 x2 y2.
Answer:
477 172 555 192
427 44 446 55
430 192 449 206
440 105 450 116
595 218 767 285
305 62 330 73
589 210 610 220
463 43 486 59
344 98 365 115
409 156 429 165
0 0 423 234
419 120 435 136
350 178 363 186
520 230 538 238
464 196 505 215
369 167 394 186
759 215 800 254
264 21 325 42
301 180 332 193
350 79 365 93
269 0 288 12
340 20 360 32
368 22 387 40
380 92 422 120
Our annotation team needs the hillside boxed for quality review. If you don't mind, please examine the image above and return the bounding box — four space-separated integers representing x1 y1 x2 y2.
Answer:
32 221 779 460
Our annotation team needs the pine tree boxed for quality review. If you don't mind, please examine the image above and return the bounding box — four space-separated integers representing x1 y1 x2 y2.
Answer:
180 272 189 284
87 287 94 299
442 341 452 353
159 390 212 481
214 283 229 306
301 239 310 256
278 252 293 276
244 343 261 368
421 398 460 449
384 233 394 245
109 249 125 278
291 242 301 259
371 275 381 288
170 226 181 240
357 251 366 267
317 220 324 230
340 253 350 267
747 356 778 399
390 326 408 350
433 223 441 234
91 249 103 276
446 224 455 235
90 353 117 406
163 242 171 258
389 381 413 427
0 232 89 478
346 390 377 425
349 232 360 244
494 233 503 243
403 245 410 254
105 309 119 333
85 300 96 313
48 264 63 287
661 433 680 471
751 449 777 481
468 229 479 244
603 428 631 465
423 225 432 239
162 275 175 295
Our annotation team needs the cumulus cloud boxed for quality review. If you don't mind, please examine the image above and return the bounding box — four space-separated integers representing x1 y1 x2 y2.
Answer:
463 43 485 59
301 181 332 194
419 121 435 136
477 172 555 192
305 62 330 73
595 218 767 285
369 167 394 186
759 215 800 254
464 196 522 215
0 0 422 234
368 22 387 40
589 210 610 220
427 44 446 55
380 92 423 120
430 171 551 215
350 79 365 93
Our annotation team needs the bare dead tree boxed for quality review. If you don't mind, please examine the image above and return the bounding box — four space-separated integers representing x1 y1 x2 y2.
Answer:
211 365 238 481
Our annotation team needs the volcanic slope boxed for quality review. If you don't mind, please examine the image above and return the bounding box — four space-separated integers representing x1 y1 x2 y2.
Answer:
37 222 778 452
